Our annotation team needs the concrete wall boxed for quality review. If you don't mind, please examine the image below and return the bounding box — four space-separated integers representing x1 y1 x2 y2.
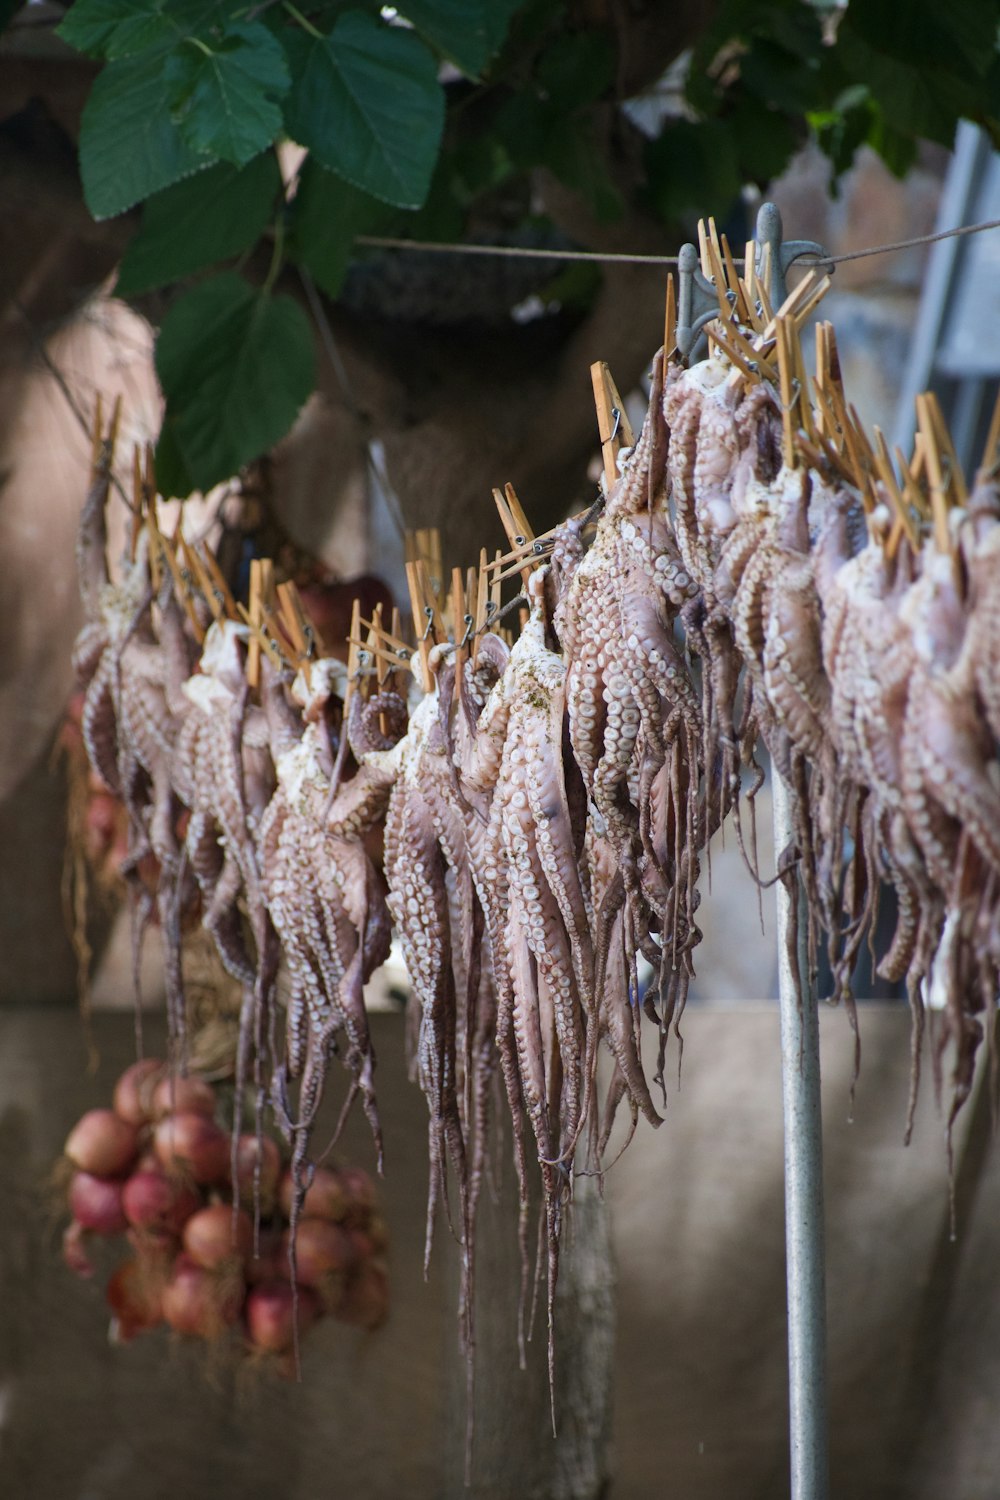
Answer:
1 1002 996 1498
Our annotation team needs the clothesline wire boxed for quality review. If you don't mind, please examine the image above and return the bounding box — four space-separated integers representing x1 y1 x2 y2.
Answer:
355 214 1000 271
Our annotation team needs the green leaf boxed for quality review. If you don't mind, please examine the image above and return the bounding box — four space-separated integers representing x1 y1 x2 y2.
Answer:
748 0 824 62
868 108 918 178
645 119 741 225
57 0 125 54
116 152 281 295
289 158 389 299
740 40 821 115
728 94 799 184
79 49 213 219
834 19 975 146
58 0 215 61
282 12 445 208
397 0 505 77
154 412 195 501
844 0 998 80
155 273 315 493
165 22 289 166
810 88 875 182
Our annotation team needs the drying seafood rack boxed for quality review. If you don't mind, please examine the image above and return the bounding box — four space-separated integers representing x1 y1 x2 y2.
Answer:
77 196 997 1499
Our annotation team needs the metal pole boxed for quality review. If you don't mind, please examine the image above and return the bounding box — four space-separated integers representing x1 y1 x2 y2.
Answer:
773 765 830 1500
755 198 831 1499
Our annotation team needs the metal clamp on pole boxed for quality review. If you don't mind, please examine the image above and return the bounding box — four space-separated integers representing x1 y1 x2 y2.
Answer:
755 200 829 310
676 242 722 362
757 198 831 1500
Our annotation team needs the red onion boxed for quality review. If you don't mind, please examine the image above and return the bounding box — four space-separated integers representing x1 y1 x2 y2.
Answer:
245 1282 321 1354
244 1228 286 1286
346 1225 389 1267
68 1171 128 1235
112 1058 164 1126
161 1255 244 1339
234 1134 281 1215
122 1169 200 1234
126 1225 179 1260
336 1263 389 1331
151 1074 216 1120
106 1257 165 1342
64 1109 139 1177
153 1113 230 1185
337 1166 377 1226
182 1204 252 1272
282 1220 356 1294
278 1165 348 1224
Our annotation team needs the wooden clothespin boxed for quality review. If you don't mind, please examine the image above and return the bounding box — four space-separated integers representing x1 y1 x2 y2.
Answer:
791 273 832 331
916 394 953 553
894 443 929 523
756 248 775 325
345 598 362 709
925 391 968 505
493 486 535 591
977 390 1000 482
388 605 407 695
791 327 817 446
245 560 263 689
237 597 292 673
145 493 165 594
774 317 798 471
706 325 757 382
720 233 750 325
429 529 443 605
473 550 489 665
411 528 443 605
489 549 503 634
703 227 732 325
405 559 439 693
451 567 469 703
697 219 712 282
664 272 677 360
503 483 534 545
90 393 105 479
90 393 123 483
276 579 318 684
840 405 877 514
368 604 390 689
197 543 238 621
367 604 389 736
742 239 759 326
178 537 219 621
761 270 828 344
170 538 206 645
237 556 276 687
357 611 411 663
154 514 205 642
872 427 919 558
128 445 143 561
590 361 635 492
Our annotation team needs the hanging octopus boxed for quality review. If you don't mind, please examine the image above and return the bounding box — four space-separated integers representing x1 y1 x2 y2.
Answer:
258 657 399 1185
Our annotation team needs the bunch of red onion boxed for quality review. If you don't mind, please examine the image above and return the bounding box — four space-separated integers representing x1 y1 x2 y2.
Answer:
61 1058 388 1363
